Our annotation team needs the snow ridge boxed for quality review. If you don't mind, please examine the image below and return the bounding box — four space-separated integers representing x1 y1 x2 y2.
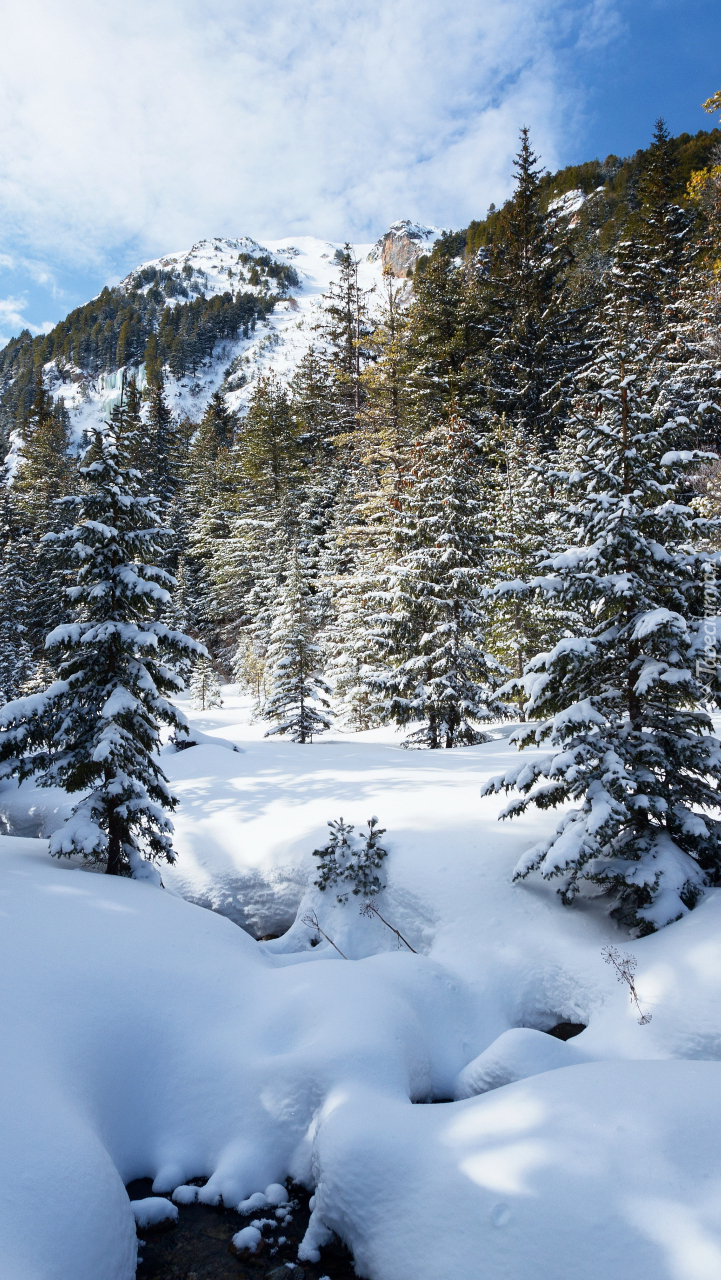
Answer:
46 224 439 436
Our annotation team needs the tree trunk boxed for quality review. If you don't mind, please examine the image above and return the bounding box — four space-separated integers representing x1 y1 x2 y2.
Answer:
106 809 122 876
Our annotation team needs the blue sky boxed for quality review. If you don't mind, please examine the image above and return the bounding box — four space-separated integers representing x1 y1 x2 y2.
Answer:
0 0 718 346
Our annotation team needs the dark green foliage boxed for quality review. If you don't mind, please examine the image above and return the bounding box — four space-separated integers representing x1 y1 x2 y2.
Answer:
313 816 388 900
0 421 202 876
0 284 275 441
460 127 721 263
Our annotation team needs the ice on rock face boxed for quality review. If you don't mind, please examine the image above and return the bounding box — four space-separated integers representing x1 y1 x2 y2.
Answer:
130 1197 178 1228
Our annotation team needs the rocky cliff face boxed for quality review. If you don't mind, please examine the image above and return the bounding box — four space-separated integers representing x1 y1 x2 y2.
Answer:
367 220 440 277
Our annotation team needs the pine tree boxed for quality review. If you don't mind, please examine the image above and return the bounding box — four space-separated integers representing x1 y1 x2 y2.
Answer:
357 267 417 508
145 377 183 514
116 374 145 472
289 344 338 462
235 373 300 503
320 246 373 441
0 488 34 700
262 547 332 742
320 481 385 731
313 816 388 900
636 117 694 301
12 371 74 660
482 239 721 933
189 655 223 710
200 389 236 453
0 424 202 876
480 128 584 445
143 332 163 388
405 250 482 427
485 416 573 694
366 415 506 747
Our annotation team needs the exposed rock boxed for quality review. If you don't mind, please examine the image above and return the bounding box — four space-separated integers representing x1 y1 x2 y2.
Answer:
367 220 440 277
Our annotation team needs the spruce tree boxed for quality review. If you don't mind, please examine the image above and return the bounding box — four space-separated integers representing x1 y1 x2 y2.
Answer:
235 373 300 503
262 547 332 742
482 240 721 933
0 423 202 876
636 117 693 301
13 371 74 660
405 250 482 427
485 416 574 694
200 389 236 453
289 345 338 462
480 128 584 445
189 655 223 710
358 267 416 502
0 488 34 699
145 377 183 515
320 246 373 440
366 415 506 747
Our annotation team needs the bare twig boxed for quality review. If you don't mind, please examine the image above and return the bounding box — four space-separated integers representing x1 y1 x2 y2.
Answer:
602 946 652 1024
360 900 417 952
302 910 347 959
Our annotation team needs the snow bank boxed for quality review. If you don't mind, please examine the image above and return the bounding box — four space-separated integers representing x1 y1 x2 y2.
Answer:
3 693 721 1278
453 1026 592 1097
305 1063 721 1280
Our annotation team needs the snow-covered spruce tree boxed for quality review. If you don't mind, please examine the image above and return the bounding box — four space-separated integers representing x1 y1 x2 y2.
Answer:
12 372 75 662
0 423 203 877
479 128 585 447
320 244 374 440
0 489 34 700
262 546 332 743
313 817 388 901
485 415 573 694
482 241 721 933
367 415 507 747
190 655 222 710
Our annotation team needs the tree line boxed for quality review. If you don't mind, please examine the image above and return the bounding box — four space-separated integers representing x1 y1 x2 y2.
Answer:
1 110 721 933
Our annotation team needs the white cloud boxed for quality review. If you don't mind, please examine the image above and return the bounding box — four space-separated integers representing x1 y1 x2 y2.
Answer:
0 296 54 348
0 0 623 273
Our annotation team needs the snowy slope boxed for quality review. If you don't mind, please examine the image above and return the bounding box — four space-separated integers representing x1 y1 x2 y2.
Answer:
47 222 438 438
3 691 721 1278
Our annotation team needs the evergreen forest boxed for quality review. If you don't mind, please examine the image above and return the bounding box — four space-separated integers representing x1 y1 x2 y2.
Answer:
3 110 721 933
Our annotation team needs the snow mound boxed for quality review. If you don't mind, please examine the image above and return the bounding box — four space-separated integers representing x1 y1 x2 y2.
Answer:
171 1184 199 1204
453 1027 591 1098
130 1197 178 1228
238 1183 290 1212
304 1063 721 1280
5 704 721 1278
231 1224 263 1253
171 726 241 752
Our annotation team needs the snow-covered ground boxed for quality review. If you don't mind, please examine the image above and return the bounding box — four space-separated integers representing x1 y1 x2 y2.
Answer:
2 689 721 1280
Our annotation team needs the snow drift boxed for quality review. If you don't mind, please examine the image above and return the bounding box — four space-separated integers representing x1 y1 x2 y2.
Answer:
2 697 721 1279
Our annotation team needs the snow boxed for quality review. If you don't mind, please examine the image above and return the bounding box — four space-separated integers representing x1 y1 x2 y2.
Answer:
44 227 437 441
453 1026 592 1097
547 188 586 217
2 688 721 1278
130 1197 178 1228
231 1224 263 1252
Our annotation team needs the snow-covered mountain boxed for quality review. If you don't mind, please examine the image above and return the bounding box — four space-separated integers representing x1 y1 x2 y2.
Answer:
47 221 439 435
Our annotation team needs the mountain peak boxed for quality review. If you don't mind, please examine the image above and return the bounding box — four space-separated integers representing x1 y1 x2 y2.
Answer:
367 220 441 276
